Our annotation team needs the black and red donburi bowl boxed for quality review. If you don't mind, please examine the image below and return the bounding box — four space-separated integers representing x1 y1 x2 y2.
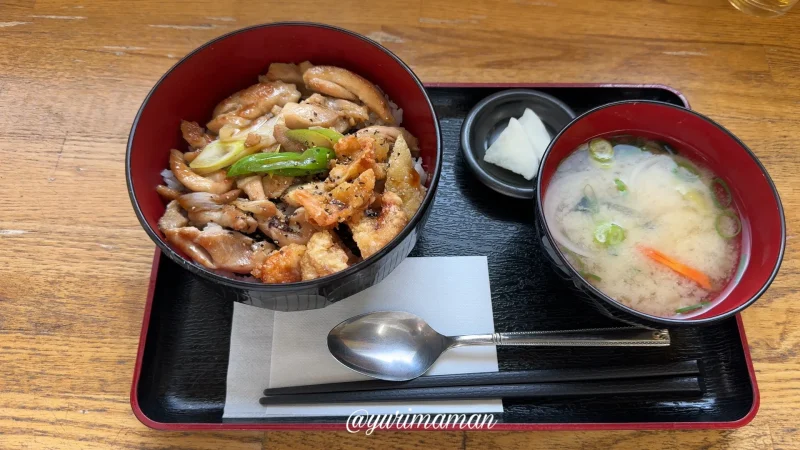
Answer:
126 23 442 311
535 100 785 328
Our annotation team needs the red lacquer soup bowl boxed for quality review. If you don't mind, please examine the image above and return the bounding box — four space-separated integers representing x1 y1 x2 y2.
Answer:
535 101 785 327
126 23 442 311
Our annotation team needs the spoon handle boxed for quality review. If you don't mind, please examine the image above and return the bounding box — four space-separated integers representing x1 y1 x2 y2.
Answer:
450 327 670 347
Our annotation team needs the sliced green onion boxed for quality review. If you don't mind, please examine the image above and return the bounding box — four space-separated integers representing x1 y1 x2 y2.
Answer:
711 177 732 209
672 158 700 181
675 301 710 314
189 140 256 174
715 210 742 239
589 138 614 163
594 222 626 246
614 178 627 192
581 272 602 282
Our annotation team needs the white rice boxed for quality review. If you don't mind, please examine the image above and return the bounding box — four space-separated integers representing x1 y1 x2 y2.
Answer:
160 169 186 192
413 157 427 187
388 99 403 125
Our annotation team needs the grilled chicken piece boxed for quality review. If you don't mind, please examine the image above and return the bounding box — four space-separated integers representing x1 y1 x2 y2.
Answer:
334 134 370 160
251 243 307 283
237 176 266 200
303 93 369 126
328 135 379 186
158 200 188 232
164 224 273 274
169 149 233 194
232 197 303 247
244 133 261 147
206 113 251 132
207 81 301 133
281 102 349 132
324 168 376 219
348 192 408 258
251 241 278 268
177 190 256 233
217 114 280 150
300 230 350 280
262 174 296 198
181 120 213 149
385 135 425 219
282 182 327 208
355 126 419 154
156 185 183 201
177 190 240 212
191 223 259 273
184 150 200 163
287 169 376 227
188 206 257 233
272 117 306 153
303 66 394 124
232 199 277 217
259 206 317 247
261 61 314 85
163 227 216 269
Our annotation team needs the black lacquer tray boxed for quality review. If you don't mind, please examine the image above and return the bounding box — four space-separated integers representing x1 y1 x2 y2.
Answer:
131 84 758 431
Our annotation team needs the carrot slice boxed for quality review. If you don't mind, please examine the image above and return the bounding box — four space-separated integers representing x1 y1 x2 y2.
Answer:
637 245 712 290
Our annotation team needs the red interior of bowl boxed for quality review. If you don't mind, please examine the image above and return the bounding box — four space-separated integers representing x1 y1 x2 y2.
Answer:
129 23 439 264
539 101 784 321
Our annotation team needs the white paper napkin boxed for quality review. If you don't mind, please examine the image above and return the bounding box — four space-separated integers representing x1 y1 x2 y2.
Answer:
223 256 503 418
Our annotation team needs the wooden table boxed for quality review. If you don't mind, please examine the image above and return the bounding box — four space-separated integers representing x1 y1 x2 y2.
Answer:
1 0 798 448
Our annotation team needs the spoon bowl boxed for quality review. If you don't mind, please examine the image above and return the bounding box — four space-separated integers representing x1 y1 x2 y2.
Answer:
327 311 449 381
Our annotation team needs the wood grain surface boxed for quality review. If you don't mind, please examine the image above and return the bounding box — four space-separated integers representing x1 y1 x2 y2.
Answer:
1 0 798 448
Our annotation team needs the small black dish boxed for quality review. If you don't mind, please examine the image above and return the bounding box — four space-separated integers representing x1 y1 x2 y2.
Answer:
461 89 576 199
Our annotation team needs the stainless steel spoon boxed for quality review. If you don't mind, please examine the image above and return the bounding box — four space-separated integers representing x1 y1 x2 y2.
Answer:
327 311 670 381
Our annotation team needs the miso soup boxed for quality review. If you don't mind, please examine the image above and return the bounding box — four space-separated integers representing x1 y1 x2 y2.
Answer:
543 136 743 318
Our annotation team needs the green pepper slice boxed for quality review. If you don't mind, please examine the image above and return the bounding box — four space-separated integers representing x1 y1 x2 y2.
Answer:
227 147 335 177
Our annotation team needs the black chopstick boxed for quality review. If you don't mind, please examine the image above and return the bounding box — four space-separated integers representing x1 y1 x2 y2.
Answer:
264 360 699 396
259 376 702 405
